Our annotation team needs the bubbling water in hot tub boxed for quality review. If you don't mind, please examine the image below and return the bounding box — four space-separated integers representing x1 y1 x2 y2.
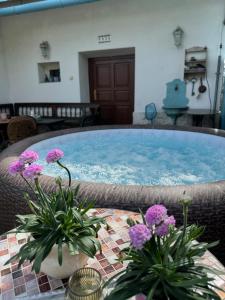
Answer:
28 129 225 186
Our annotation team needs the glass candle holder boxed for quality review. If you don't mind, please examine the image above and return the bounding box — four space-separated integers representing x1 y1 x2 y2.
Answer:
65 268 103 300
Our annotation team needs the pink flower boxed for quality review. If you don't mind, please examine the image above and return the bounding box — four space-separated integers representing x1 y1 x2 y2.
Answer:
155 215 176 237
19 150 39 164
8 160 25 175
129 224 152 250
145 204 167 226
46 149 64 164
23 164 43 180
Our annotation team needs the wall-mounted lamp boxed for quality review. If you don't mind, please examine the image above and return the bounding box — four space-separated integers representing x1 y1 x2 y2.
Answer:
40 41 50 58
173 27 184 47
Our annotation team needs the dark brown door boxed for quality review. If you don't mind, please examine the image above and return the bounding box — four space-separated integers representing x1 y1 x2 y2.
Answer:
89 55 134 124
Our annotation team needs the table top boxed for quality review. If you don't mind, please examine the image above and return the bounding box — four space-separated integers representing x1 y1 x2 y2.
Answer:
0 117 15 125
0 208 225 300
0 117 65 126
36 118 65 125
0 120 9 124
187 109 215 115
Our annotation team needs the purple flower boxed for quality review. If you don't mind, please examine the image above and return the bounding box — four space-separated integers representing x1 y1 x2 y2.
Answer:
129 224 152 250
8 160 25 175
145 204 167 226
23 164 43 180
46 149 64 164
19 150 39 164
155 215 176 237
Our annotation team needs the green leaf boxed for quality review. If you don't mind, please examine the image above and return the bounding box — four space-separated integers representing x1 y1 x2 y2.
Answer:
147 279 160 300
68 241 79 255
77 236 97 257
58 238 63 266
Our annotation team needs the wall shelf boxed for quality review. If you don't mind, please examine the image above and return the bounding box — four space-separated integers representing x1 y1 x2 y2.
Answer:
184 47 207 80
38 62 61 84
185 59 207 64
184 68 206 74
185 46 207 53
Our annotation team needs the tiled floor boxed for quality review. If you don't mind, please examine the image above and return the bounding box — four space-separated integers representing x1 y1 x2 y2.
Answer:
0 208 225 299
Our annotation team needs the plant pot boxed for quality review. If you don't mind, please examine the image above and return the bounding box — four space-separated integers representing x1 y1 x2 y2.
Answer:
40 243 88 279
135 295 146 300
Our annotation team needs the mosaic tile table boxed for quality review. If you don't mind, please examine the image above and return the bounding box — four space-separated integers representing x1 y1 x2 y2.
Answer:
0 208 225 300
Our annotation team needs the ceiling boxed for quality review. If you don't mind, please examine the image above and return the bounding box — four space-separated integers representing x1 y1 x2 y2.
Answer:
0 0 101 15
0 0 45 8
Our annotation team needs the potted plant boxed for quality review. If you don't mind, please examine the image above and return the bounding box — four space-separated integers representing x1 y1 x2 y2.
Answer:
105 199 223 300
6 149 105 279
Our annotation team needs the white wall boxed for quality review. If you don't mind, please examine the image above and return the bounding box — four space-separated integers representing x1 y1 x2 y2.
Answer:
0 0 225 119
0 21 9 103
78 53 90 102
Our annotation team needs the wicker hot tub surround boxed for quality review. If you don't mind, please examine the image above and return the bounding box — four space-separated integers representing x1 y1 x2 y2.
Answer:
1 125 225 263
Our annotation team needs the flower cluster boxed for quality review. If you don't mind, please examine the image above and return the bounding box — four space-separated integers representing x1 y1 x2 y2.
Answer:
129 224 152 250
8 149 64 180
155 215 176 237
46 148 64 164
23 164 43 179
145 204 167 226
19 150 39 164
129 204 175 250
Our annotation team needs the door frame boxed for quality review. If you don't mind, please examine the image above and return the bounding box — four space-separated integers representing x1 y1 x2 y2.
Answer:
88 54 135 124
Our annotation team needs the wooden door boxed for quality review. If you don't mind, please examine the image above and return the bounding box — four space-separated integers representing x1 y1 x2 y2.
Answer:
89 55 134 124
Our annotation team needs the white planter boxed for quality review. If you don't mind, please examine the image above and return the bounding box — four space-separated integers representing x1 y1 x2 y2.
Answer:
40 243 88 279
135 295 146 300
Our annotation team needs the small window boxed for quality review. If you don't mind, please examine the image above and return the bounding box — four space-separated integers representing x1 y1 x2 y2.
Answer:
38 62 61 83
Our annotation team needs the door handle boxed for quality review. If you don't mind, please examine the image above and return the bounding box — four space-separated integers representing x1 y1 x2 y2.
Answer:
93 89 97 101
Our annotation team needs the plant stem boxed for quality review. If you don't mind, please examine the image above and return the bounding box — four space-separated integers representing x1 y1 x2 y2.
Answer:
34 178 45 204
157 235 162 264
20 174 38 199
174 195 192 260
19 174 40 215
57 160 71 187
180 201 189 249
34 178 56 223
183 204 188 234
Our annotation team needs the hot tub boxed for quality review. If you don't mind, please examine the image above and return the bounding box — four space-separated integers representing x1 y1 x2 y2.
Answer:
1 125 225 262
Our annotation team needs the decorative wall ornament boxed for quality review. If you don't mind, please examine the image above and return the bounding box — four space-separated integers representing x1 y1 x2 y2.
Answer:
98 34 111 43
40 41 50 58
173 27 184 47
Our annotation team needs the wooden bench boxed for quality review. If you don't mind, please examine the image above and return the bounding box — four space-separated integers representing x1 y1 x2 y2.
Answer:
14 102 100 127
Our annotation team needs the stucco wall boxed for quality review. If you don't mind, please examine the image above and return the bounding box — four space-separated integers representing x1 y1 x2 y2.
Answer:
0 0 224 121
0 21 9 103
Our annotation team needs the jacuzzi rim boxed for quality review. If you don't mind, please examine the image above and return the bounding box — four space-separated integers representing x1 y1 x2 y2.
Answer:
1 125 225 190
